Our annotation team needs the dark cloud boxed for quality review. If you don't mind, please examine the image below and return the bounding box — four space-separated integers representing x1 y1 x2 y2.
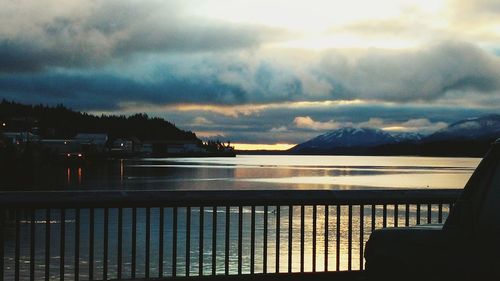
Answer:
1 41 499 111
0 0 287 72
316 41 500 102
0 71 249 110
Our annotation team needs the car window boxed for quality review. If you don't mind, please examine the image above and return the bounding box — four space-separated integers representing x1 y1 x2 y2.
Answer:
478 160 500 233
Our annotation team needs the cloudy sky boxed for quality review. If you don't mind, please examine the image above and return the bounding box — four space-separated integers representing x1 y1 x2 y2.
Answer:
1 0 500 149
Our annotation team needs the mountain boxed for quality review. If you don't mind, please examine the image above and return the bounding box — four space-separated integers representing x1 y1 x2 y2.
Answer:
424 114 500 142
289 114 500 157
391 132 424 143
290 127 396 153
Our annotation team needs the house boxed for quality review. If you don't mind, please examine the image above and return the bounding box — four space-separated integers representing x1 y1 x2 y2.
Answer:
165 141 205 154
40 139 79 154
111 138 134 153
73 133 108 152
148 140 205 155
140 142 153 155
2 132 40 145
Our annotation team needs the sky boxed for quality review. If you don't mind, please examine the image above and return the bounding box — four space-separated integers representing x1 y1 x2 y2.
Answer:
1 0 500 149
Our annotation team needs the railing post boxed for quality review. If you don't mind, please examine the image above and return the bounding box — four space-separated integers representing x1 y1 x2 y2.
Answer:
212 206 217 276
75 208 80 281
359 205 364 270
15 210 20 281
336 205 341 271
250 206 255 274
324 205 329 272
224 206 229 275
60 209 65 281
237 206 242 275
263 206 268 274
276 206 280 273
30 209 35 281
312 205 317 272
0 208 3 281
288 205 293 273
300 205 304 273
186 207 191 276
199 206 204 277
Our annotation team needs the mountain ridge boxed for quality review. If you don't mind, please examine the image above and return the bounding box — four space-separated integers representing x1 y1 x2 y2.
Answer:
289 114 500 157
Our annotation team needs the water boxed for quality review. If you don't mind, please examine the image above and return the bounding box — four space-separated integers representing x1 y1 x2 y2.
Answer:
1 155 480 190
1 155 481 280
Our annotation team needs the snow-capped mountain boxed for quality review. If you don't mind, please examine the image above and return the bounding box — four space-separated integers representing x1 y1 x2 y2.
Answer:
425 114 500 142
289 114 500 155
391 132 425 143
290 127 396 152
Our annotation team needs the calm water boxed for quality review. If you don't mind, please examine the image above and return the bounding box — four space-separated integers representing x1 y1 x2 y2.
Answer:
1 155 481 280
3 155 481 191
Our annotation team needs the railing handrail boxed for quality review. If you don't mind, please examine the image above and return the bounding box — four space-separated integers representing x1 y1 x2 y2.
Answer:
0 189 462 208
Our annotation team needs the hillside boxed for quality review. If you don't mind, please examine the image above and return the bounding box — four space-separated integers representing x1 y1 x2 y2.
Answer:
0 100 200 143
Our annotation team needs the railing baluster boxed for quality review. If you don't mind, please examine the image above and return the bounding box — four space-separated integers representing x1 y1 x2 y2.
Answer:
263 205 268 274
103 208 108 281
131 208 136 279
359 205 364 270
250 206 255 274
186 207 191 277
199 207 204 277
89 209 94 281
288 205 293 273
0 209 4 281
46 209 51 281
275 206 280 273
405 204 410 227
394 204 398 227
75 209 80 281
224 206 229 275
348 205 352 271
312 205 317 272
117 208 122 280
324 205 328 272
173 207 178 277
371 205 376 232
237 206 242 275
416 204 421 225
30 209 35 281
300 205 305 273
382 204 387 228
15 210 19 281
427 204 432 224
438 204 443 223
145 207 150 279
336 205 340 271
60 209 65 281
212 206 217 276
159 207 164 278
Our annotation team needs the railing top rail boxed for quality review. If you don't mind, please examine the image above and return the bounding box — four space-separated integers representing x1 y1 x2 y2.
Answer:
0 189 461 209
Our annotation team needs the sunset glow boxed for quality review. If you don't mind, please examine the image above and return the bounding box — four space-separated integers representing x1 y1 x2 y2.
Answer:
233 143 296 151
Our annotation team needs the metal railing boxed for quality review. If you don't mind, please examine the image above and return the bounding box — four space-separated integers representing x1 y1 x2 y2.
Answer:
0 189 461 281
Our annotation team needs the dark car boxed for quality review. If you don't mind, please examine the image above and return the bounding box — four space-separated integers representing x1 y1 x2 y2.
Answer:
365 139 500 281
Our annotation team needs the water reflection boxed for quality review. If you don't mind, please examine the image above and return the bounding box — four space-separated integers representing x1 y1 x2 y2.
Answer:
0 155 480 191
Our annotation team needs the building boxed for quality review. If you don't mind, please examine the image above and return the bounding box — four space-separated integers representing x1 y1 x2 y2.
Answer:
2 132 40 145
73 133 108 152
111 138 134 153
39 139 79 154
